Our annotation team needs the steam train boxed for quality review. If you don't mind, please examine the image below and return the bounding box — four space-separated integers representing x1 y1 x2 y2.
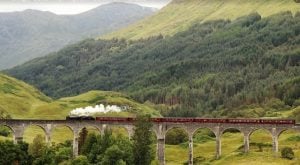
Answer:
66 116 295 125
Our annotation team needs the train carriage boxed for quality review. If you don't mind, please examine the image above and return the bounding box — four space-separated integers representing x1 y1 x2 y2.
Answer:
66 116 295 125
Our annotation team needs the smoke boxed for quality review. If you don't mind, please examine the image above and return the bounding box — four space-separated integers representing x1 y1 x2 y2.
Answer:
69 104 128 116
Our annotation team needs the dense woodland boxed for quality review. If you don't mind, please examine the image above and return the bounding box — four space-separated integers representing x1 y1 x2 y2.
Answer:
6 12 300 118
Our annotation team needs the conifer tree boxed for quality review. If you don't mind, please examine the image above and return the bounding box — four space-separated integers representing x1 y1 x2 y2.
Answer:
132 115 154 165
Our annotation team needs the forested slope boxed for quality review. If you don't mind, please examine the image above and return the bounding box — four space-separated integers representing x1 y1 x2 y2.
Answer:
6 12 300 118
105 0 300 39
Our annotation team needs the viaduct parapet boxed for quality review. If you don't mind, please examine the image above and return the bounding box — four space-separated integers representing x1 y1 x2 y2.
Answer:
1 119 299 165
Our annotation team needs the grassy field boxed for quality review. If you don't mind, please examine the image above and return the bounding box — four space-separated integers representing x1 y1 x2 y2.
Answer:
165 129 300 165
104 0 300 40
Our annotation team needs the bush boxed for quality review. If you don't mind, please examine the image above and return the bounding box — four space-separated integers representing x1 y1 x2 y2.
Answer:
0 126 11 137
100 145 125 165
265 98 286 110
71 155 89 165
55 147 72 164
293 99 300 106
0 140 32 165
165 128 188 145
286 135 300 142
281 147 294 160
193 134 214 144
32 147 55 165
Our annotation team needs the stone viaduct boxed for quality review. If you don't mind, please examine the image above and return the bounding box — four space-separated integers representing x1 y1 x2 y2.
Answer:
0 119 299 165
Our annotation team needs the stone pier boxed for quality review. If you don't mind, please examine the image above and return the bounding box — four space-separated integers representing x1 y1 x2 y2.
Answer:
243 133 250 153
188 134 193 165
157 138 165 165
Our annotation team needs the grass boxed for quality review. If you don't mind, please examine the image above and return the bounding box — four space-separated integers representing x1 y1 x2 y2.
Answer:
0 74 52 118
164 129 300 165
29 90 161 119
0 74 160 119
104 0 300 40
22 126 74 144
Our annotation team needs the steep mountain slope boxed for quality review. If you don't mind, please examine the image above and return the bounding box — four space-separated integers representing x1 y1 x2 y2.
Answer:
105 0 300 39
0 2 154 70
0 74 159 119
6 12 300 119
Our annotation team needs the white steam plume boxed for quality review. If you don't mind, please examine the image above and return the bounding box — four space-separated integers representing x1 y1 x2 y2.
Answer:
69 104 128 116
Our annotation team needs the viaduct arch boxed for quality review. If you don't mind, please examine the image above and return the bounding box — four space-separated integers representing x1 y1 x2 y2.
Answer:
0 119 299 165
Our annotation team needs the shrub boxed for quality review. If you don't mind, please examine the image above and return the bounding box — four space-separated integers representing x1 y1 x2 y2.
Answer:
193 134 214 144
265 98 286 110
32 147 55 165
165 128 188 145
0 140 32 165
281 147 294 160
0 126 11 137
71 155 89 165
286 135 300 142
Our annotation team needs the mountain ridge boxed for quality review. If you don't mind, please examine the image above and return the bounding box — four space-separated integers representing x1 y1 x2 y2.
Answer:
0 2 154 69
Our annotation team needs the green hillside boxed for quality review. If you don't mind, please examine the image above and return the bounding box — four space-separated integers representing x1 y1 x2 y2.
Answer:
0 74 159 119
0 74 51 118
6 12 300 119
104 0 300 39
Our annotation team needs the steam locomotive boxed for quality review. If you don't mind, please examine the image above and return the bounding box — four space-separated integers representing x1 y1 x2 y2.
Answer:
66 116 95 120
66 116 295 125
